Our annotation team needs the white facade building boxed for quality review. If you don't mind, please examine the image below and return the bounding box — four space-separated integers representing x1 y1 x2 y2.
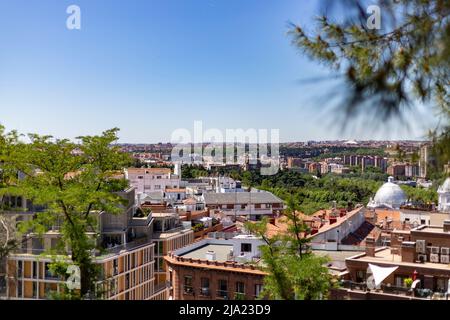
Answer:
438 177 450 213
125 168 181 196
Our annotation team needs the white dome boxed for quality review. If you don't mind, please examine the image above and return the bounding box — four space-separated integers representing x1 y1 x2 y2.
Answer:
369 177 407 209
438 177 450 194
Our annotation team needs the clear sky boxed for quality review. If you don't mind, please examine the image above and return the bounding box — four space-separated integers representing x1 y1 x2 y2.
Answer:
0 0 438 143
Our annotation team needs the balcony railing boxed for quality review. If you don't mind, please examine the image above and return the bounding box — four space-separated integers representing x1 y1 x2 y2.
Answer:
339 280 448 300
216 290 229 299
184 286 194 295
200 288 210 297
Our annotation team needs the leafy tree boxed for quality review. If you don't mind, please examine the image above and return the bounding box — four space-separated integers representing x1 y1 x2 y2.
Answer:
245 199 333 300
289 0 449 169
2 127 132 299
0 125 22 260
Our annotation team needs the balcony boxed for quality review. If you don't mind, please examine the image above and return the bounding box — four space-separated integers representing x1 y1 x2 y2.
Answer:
184 286 194 295
338 280 449 300
154 281 170 294
199 287 211 297
216 290 229 299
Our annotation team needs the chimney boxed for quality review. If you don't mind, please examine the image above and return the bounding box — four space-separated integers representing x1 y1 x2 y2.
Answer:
365 237 375 257
401 241 416 263
444 220 450 233
205 250 216 261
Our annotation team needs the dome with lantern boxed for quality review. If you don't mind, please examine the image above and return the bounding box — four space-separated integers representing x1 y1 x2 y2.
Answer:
367 176 407 210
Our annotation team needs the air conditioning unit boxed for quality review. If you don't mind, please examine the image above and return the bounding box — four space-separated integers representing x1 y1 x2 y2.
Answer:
431 246 440 254
441 247 450 255
430 253 440 263
441 255 450 264
416 240 426 254
418 254 427 263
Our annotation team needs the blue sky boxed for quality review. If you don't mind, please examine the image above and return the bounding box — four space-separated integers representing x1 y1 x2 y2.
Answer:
0 0 438 143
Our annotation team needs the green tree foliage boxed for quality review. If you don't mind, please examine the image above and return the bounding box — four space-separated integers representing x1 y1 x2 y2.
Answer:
289 0 449 169
401 185 438 204
2 127 132 299
245 198 333 300
181 164 208 179
0 125 22 260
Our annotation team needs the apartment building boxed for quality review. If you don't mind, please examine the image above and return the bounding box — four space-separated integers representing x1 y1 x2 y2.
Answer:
203 191 284 221
337 221 450 300
4 187 168 300
125 167 181 195
164 234 266 300
151 212 194 287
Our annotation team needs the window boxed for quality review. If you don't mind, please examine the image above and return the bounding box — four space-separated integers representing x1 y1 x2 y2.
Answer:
158 258 164 272
158 241 164 256
17 261 23 278
138 176 144 179
241 243 252 253
32 261 38 279
113 259 118 275
255 204 261 209
436 278 448 293
255 284 263 298
157 176 162 179
420 219 426 225
201 278 210 296
45 263 57 279
154 185 161 190
356 270 365 283
236 282 245 294
32 282 37 298
17 280 22 298
184 276 193 294
217 279 228 299
44 283 54 296
241 204 246 209
395 276 407 288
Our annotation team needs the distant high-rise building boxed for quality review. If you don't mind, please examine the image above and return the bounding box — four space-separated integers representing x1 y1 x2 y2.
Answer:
419 144 434 178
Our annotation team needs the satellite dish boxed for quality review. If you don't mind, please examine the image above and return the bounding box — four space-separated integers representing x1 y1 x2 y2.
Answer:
366 275 376 290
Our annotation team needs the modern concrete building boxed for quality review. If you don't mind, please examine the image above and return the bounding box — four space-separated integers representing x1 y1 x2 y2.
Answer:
4 187 168 300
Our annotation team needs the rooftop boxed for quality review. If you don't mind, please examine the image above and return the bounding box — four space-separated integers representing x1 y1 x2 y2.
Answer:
181 244 233 261
203 192 283 205
347 247 450 271
127 167 171 174
413 225 450 235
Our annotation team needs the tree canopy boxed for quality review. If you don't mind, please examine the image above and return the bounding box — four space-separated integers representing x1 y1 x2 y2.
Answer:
1 126 132 299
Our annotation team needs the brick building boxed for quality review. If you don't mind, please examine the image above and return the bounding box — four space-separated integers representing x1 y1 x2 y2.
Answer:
337 220 450 300
164 235 266 300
